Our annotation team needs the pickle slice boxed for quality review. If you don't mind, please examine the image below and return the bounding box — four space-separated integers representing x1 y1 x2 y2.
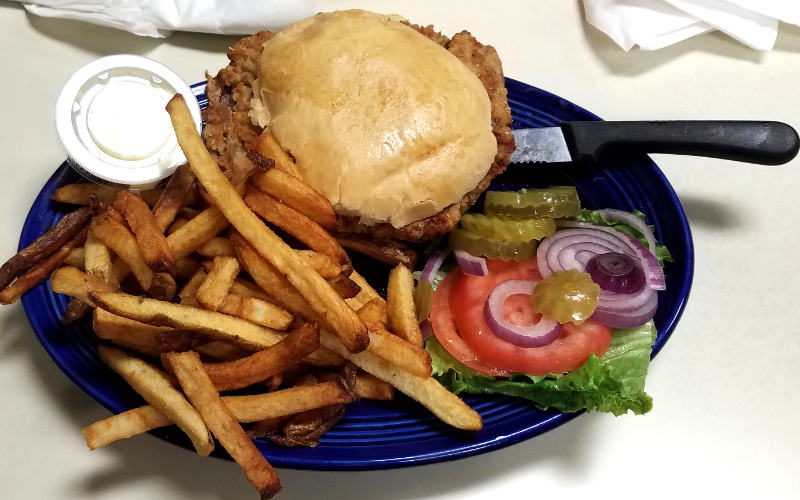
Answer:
484 186 581 219
460 213 556 242
448 228 537 261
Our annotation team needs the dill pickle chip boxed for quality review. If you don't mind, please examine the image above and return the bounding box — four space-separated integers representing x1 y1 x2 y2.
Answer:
484 186 581 219
448 228 537 261
459 213 556 242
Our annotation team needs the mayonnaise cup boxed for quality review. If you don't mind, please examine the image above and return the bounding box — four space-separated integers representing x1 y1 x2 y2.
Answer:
55 55 202 188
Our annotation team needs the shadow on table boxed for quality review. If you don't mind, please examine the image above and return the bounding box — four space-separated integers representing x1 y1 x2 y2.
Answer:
574 1 800 77
678 195 743 230
1 302 602 499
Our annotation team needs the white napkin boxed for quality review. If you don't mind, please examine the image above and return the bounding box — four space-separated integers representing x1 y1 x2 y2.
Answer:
16 0 316 38
584 0 800 50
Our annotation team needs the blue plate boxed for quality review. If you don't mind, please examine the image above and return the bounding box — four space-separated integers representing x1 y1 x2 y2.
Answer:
20 78 693 470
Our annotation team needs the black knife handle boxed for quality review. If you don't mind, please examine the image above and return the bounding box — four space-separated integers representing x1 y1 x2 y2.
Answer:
561 121 799 166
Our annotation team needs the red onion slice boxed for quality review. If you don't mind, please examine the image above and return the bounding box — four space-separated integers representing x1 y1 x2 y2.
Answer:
419 319 434 340
419 249 450 283
454 250 488 276
484 279 562 348
552 221 665 291
585 252 646 294
591 288 658 328
597 208 657 257
620 232 666 291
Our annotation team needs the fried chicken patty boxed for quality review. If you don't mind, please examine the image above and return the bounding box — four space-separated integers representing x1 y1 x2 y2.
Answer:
203 24 514 243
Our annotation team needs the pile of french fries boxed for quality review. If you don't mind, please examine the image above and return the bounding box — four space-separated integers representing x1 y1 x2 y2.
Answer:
0 94 482 499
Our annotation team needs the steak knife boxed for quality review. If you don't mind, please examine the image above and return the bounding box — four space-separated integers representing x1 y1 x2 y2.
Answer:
510 121 799 166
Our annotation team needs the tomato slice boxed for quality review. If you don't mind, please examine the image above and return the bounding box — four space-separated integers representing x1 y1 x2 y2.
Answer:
448 258 613 376
431 268 511 377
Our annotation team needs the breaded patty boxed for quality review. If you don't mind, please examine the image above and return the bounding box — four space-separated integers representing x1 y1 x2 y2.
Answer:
203 24 514 242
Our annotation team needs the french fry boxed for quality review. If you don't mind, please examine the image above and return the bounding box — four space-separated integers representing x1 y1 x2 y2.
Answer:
150 272 177 301
195 236 235 258
114 190 177 275
166 206 230 261
250 131 302 179
231 232 318 320
81 382 352 449
178 206 201 220
168 95 367 353
167 218 189 234
218 293 293 330
205 382 354 424
64 247 86 270
227 246 344 281
346 270 384 311
0 227 88 304
50 266 112 304
155 329 212 354
316 370 394 400
178 269 206 307
354 373 394 400
318 330 482 431
199 323 319 391
85 231 118 289
366 324 431 377
357 299 388 326
336 235 418 268
93 309 173 358
89 211 163 296
52 184 118 205
249 168 336 230
229 277 270 301
89 291 284 351
245 187 349 266
302 347 347 368
163 351 281 499
328 276 361 299
152 163 196 231
387 264 424 347
98 345 213 455
0 206 91 289
52 184 163 206
195 256 239 311
195 341 249 362
61 299 92 325
295 250 345 279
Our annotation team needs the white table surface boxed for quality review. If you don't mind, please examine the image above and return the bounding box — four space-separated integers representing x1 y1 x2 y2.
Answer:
1 1 799 499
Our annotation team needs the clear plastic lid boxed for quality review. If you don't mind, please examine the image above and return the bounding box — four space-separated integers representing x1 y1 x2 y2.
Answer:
55 54 202 188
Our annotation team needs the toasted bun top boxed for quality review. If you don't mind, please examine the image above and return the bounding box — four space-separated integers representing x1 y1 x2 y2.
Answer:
255 9 497 228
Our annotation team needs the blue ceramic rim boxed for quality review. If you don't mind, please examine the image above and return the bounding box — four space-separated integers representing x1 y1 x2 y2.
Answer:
19 78 694 471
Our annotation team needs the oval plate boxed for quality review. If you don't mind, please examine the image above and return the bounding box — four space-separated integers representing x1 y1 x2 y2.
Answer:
20 78 693 470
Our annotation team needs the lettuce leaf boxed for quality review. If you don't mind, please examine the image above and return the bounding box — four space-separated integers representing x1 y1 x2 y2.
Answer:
575 209 673 266
428 321 658 416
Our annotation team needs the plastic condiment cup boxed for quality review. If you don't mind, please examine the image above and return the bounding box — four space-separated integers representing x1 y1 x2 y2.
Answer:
55 54 202 188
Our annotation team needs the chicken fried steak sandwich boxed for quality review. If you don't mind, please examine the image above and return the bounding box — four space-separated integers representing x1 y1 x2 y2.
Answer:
203 9 514 251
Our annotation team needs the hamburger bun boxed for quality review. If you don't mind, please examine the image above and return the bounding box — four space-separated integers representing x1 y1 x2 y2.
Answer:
252 10 498 229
